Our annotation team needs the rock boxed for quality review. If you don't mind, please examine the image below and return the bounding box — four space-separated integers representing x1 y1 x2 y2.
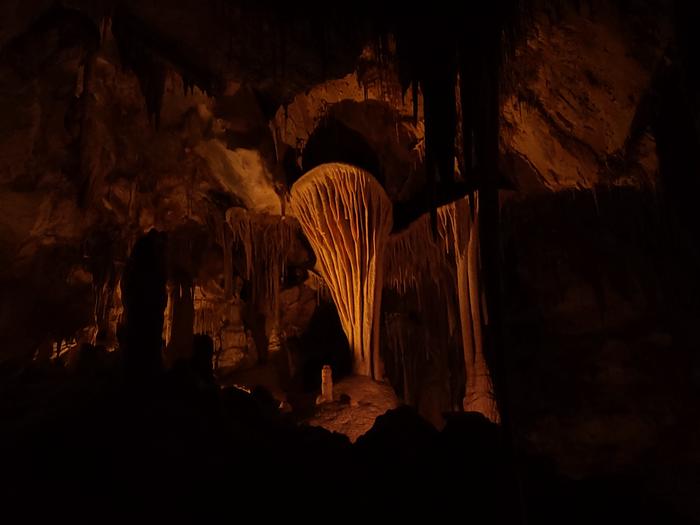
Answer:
306 375 399 442
215 326 248 372
501 4 669 191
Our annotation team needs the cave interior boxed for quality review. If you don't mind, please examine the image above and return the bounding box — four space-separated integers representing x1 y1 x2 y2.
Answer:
1 0 700 522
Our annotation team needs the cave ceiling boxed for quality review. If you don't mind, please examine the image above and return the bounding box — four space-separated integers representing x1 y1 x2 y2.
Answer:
0 0 678 363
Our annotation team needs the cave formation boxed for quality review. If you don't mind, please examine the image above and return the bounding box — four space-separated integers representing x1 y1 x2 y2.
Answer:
2 0 700 521
291 163 392 380
384 195 501 423
443 195 499 422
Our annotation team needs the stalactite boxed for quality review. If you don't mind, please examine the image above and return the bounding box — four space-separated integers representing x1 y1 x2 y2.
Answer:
422 33 457 189
226 208 252 280
90 258 124 352
193 285 223 352
193 309 213 341
307 271 331 305
290 163 392 379
384 209 449 295
384 194 499 422
387 4 526 424
166 279 195 363
225 208 297 319
211 211 233 300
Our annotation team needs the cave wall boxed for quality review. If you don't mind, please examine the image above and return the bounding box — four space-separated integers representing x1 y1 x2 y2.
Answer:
496 3 700 509
502 187 700 472
0 8 318 368
501 1 668 191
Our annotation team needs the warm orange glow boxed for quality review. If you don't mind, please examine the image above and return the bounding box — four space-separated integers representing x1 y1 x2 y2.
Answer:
385 194 500 423
291 163 392 379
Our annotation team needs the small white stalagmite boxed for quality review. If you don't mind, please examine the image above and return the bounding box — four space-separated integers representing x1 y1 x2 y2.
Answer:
291 163 393 379
320 365 333 403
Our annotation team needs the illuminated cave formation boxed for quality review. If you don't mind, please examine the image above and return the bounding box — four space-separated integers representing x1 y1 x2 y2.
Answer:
290 160 498 420
291 163 392 379
441 195 499 422
2 2 699 520
162 208 301 370
225 207 298 320
385 194 499 422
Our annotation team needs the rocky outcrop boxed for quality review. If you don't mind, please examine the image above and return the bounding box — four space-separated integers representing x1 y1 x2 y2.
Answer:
501 3 669 191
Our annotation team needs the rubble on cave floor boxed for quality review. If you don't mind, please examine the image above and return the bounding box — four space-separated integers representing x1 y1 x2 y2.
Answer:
304 375 399 442
219 363 399 443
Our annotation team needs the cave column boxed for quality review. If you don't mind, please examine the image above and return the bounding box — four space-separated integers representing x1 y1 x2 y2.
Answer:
447 196 499 422
291 163 392 379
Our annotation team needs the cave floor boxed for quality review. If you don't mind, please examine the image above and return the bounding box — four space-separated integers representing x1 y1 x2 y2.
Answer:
219 363 399 442
0 360 697 523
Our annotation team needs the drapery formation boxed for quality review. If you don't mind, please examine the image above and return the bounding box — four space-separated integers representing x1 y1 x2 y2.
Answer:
157 210 297 360
440 196 499 422
290 163 393 379
290 162 497 420
385 194 500 423
226 207 298 318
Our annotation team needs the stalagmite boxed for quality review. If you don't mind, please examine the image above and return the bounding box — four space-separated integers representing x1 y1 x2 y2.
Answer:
319 365 333 404
291 163 393 379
